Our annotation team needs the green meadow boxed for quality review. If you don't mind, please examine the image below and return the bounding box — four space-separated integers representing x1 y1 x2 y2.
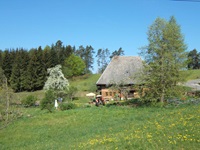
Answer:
0 105 199 150
0 72 200 150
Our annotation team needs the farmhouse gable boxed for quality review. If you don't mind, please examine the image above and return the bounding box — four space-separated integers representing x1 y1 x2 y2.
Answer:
96 56 143 85
96 56 143 100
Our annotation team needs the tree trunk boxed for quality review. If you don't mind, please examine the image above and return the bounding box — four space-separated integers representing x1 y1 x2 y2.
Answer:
5 78 9 125
160 88 164 103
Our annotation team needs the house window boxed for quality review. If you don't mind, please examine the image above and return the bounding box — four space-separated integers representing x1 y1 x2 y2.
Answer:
110 92 112 96
106 92 108 96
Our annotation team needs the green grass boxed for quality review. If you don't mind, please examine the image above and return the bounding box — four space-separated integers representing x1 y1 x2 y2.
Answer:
0 105 199 150
69 74 101 104
70 74 101 93
13 90 45 102
180 69 200 81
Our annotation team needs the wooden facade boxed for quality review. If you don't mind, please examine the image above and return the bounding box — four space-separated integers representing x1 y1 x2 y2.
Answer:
97 85 139 100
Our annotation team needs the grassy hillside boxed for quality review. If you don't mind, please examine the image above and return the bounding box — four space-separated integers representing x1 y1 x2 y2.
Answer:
0 105 199 150
68 74 101 105
180 69 200 81
70 74 101 97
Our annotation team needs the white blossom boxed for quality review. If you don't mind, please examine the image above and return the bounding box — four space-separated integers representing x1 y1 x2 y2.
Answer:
43 65 69 90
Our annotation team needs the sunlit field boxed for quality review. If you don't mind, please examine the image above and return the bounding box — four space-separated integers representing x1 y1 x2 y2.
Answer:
0 104 199 150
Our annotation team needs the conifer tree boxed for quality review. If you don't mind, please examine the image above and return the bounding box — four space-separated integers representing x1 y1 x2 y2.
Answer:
26 49 43 91
26 49 36 91
85 45 94 73
76 45 94 73
20 50 30 90
35 46 46 89
10 50 21 92
50 44 58 67
43 45 52 71
2 50 12 84
10 49 30 91
96 48 110 73
54 40 65 65
110 47 125 60
58 46 66 65
187 49 200 69
65 45 74 58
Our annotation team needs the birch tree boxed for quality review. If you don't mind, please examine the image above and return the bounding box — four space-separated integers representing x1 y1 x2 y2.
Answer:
0 68 22 128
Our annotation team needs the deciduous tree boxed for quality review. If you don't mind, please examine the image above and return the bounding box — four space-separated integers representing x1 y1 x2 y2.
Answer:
140 16 187 103
63 54 86 78
43 65 69 91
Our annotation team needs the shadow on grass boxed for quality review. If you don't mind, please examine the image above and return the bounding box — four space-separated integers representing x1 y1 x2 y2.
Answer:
106 99 143 108
105 98 200 108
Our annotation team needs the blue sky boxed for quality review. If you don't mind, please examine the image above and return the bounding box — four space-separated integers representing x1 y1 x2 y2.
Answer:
0 0 200 72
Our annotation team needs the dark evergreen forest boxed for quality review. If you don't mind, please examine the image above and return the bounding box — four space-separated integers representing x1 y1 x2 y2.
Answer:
0 40 96 92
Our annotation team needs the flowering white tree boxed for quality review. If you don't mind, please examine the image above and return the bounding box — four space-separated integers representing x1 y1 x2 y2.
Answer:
43 65 69 91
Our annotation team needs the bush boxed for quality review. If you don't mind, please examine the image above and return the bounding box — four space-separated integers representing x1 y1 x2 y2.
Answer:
65 86 78 101
59 103 77 111
21 95 37 107
166 98 200 107
40 90 56 113
194 91 200 98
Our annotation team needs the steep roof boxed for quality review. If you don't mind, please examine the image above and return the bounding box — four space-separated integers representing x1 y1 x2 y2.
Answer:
96 56 143 85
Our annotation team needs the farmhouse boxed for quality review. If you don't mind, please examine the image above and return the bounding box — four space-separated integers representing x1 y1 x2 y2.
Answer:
96 56 143 100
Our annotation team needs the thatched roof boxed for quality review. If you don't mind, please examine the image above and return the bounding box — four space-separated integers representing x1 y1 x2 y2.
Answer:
96 56 143 85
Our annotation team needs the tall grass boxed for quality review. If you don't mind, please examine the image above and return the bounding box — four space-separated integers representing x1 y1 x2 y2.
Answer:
0 104 199 150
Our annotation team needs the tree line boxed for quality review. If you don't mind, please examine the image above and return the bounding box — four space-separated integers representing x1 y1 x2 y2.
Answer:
0 40 124 92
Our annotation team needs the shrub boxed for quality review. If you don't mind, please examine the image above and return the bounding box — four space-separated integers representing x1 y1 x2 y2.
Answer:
65 86 78 101
195 91 200 98
21 95 37 107
59 103 77 111
166 98 200 107
40 90 56 113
